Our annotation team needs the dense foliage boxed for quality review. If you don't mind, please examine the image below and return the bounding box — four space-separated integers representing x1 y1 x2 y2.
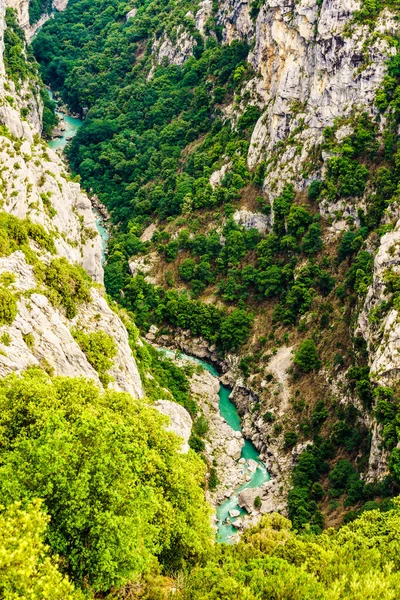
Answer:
26 0 400 590
3 8 56 135
29 0 52 25
0 369 212 593
72 328 117 384
182 508 400 599
4 8 37 87
0 501 80 599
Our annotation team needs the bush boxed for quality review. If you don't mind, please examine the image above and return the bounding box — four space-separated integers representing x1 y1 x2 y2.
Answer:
0 501 78 599
0 287 17 325
254 495 262 509
308 179 322 201
72 329 117 385
263 411 275 423
329 459 359 498
294 339 321 373
284 431 298 449
42 258 92 318
209 467 219 491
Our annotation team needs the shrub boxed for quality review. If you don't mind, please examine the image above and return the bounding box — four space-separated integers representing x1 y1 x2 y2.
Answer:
263 411 275 423
308 179 322 201
329 459 359 498
72 329 117 385
42 258 91 318
284 431 298 449
0 287 17 325
294 339 321 373
209 468 219 491
254 495 262 509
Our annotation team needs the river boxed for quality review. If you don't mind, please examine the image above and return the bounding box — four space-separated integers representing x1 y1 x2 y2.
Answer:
160 349 270 543
47 94 109 260
48 96 270 544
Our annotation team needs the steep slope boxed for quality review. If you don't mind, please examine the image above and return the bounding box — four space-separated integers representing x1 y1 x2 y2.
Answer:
0 5 219 596
7 0 68 38
0 0 143 398
32 0 400 531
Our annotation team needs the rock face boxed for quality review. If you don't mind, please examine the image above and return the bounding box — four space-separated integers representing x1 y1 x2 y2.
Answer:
154 400 192 453
52 0 68 11
5 0 30 29
358 221 400 384
0 2 144 400
6 0 69 39
0 129 103 282
153 27 196 66
0 251 143 399
224 0 397 198
357 217 400 480
233 209 271 233
157 0 396 203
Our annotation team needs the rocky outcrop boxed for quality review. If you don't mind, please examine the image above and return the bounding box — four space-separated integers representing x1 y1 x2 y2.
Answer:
233 209 271 233
195 0 212 35
6 0 30 29
0 4 144 400
357 216 400 480
125 7 137 20
0 251 143 398
147 0 397 203
154 399 192 453
52 0 68 11
6 0 69 39
358 220 400 384
153 27 196 66
217 0 397 200
150 328 225 368
0 127 103 282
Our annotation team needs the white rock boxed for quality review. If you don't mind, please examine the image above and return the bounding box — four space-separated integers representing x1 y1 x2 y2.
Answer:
232 518 244 529
126 7 137 20
226 438 243 460
233 209 271 233
247 459 259 473
154 400 193 453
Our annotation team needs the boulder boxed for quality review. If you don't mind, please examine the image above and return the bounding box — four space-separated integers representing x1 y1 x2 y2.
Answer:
154 400 192 453
226 437 243 460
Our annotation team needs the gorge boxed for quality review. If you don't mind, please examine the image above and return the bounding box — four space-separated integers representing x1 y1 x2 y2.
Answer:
2 0 400 597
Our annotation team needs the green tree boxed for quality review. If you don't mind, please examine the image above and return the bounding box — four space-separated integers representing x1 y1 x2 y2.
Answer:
0 287 17 325
0 501 80 599
72 329 117 385
294 339 321 373
220 309 254 351
0 370 212 593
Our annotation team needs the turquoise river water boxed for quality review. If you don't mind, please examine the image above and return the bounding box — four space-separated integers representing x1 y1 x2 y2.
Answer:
47 93 109 259
160 349 270 543
48 96 270 543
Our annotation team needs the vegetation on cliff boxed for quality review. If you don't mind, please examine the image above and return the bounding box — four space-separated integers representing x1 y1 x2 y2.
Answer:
0 0 399 597
30 0 400 530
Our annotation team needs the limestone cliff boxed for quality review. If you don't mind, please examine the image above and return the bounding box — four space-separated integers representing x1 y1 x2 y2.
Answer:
155 0 396 205
7 0 69 38
0 0 144 399
143 0 400 504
